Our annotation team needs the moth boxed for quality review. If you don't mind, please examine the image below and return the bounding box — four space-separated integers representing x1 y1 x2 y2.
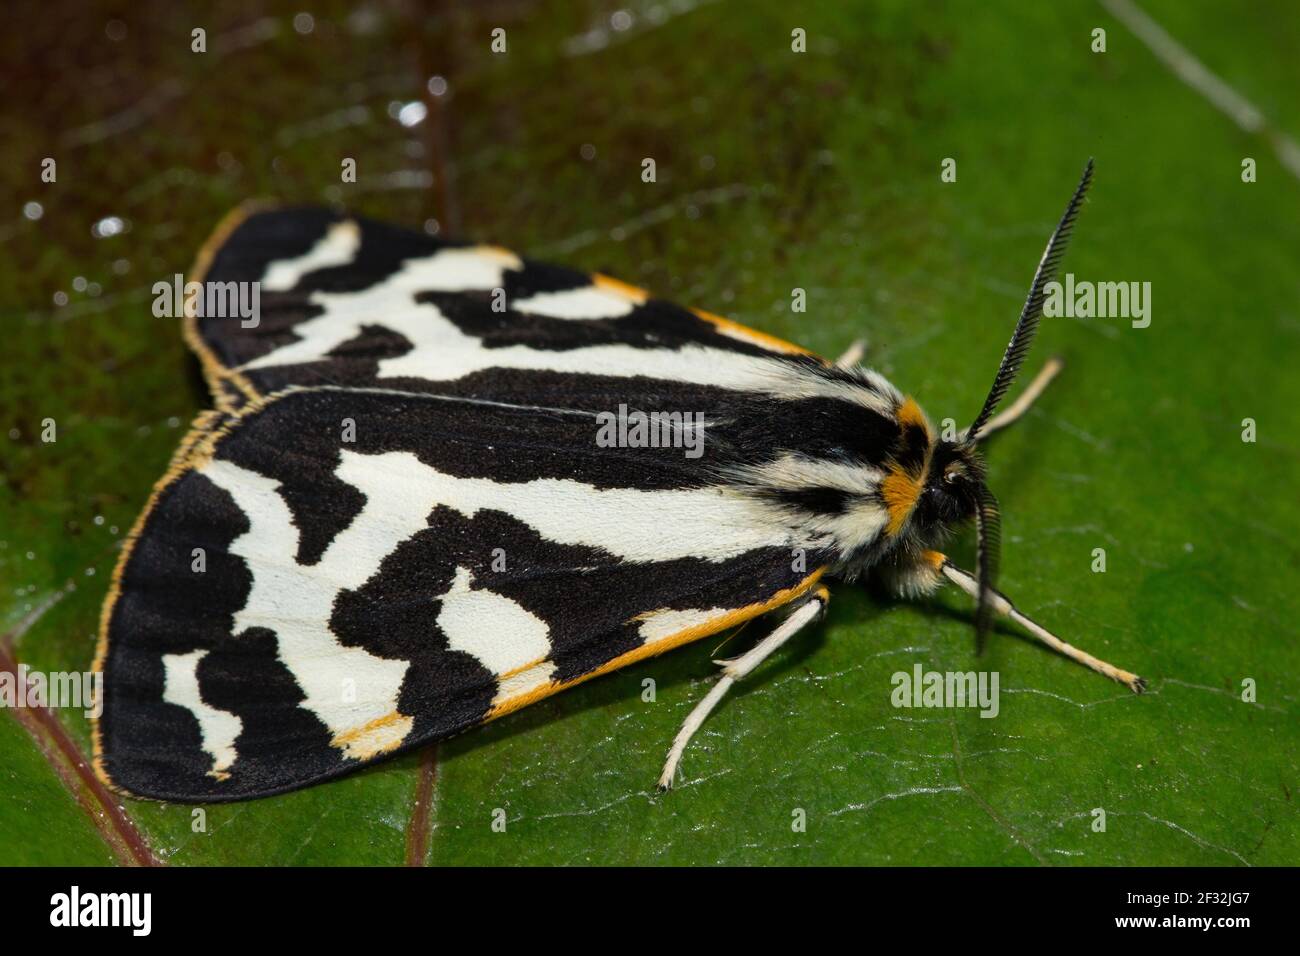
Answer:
94 160 1144 802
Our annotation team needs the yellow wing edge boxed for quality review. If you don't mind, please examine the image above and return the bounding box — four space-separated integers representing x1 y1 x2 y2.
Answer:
91 405 237 792
485 566 828 723
181 200 273 413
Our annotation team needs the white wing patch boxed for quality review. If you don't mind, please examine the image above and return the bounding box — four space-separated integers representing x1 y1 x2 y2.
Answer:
261 220 362 292
335 450 795 564
379 324 790 392
161 649 242 778
201 459 416 762
636 607 732 642
437 566 556 706
242 245 523 372
512 285 637 320
489 663 556 710
410 245 524 291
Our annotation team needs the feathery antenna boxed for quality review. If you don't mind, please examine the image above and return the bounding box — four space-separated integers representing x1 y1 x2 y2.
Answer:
966 159 1094 442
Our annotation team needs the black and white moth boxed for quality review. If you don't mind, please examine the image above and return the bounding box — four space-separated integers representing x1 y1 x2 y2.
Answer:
94 160 1144 802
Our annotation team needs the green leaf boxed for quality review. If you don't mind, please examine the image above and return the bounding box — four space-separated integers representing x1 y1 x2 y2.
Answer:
2 0 1295 866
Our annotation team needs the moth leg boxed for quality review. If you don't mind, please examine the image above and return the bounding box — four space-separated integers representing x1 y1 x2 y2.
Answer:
835 339 867 368
656 587 829 791
933 553 1146 693
962 356 1063 440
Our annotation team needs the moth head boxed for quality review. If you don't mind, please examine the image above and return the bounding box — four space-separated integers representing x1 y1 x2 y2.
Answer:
914 439 984 532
